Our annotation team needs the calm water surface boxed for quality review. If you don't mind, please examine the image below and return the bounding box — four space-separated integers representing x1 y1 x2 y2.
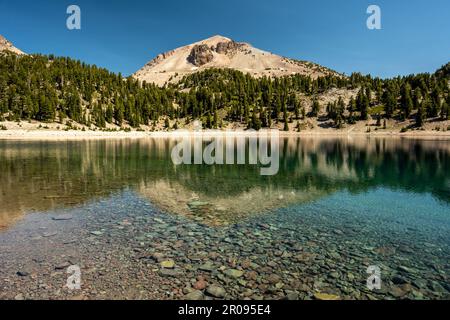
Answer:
0 137 449 300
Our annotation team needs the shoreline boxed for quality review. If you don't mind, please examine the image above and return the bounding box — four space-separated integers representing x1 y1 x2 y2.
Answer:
0 129 450 141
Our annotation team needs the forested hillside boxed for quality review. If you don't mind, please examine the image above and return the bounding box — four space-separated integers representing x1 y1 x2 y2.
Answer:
0 53 175 128
0 52 449 131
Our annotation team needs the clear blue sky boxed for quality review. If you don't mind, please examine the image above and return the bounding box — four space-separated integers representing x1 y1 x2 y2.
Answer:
1 0 449 78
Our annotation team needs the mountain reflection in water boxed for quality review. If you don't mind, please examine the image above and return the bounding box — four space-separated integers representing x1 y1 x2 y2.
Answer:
0 137 449 229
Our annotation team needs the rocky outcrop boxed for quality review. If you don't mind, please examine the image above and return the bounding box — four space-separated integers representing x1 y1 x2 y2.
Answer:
145 50 175 68
214 40 245 55
187 44 214 67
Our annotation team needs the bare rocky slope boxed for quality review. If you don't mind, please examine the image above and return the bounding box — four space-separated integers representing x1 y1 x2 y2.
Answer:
134 35 339 86
0 35 25 55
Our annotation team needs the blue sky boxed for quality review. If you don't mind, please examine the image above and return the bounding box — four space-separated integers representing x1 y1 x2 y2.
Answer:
1 0 449 78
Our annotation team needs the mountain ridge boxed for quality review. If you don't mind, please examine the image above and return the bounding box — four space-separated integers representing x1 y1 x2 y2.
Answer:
133 35 339 86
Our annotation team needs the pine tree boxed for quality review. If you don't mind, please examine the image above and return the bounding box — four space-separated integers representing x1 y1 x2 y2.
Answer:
251 107 261 130
164 117 170 130
361 95 369 121
429 86 442 118
105 105 114 124
400 83 413 120
416 102 425 127
383 89 396 119
311 100 320 117
283 113 289 131
114 98 124 126
294 100 300 119
441 97 449 120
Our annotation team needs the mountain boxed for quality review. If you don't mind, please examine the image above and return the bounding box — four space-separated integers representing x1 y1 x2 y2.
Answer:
0 35 448 133
134 35 339 86
0 35 25 55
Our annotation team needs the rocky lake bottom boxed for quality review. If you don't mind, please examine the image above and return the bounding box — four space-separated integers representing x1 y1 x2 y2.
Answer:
1 137 449 300
1 188 449 300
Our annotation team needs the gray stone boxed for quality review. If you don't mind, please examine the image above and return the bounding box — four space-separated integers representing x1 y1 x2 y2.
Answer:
52 214 73 221
206 285 226 298
223 269 244 278
184 290 204 300
284 290 299 300
199 262 215 272
159 269 182 278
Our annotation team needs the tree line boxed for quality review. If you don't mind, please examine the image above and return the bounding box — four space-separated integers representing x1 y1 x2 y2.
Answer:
0 52 448 130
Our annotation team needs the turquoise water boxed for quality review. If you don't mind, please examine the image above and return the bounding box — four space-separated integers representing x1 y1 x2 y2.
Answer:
0 137 449 300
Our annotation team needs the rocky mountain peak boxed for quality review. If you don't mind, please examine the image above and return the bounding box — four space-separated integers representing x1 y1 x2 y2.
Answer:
134 35 338 86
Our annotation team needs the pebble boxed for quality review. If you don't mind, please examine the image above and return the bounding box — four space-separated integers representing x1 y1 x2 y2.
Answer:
206 285 226 298
184 290 204 300
1 189 449 301
267 274 281 284
52 215 73 221
223 269 244 278
159 269 182 278
42 232 57 238
199 262 215 272
193 280 207 290
284 290 299 300
160 260 175 269
55 262 71 270
314 293 341 300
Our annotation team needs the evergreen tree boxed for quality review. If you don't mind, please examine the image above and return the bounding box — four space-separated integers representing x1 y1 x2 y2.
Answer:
0 53 448 132
283 113 289 131
382 88 397 119
400 83 413 120
416 101 425 127
311 100 320 117
164 117 170 129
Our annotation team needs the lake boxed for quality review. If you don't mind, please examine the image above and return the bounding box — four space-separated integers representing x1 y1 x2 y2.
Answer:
0 137 449 300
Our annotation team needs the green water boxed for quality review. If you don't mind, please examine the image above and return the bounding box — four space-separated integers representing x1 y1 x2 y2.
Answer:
0 137 449 300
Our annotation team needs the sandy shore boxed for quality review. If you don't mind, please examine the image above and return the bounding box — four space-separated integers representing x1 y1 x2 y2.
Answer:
0 128 450 140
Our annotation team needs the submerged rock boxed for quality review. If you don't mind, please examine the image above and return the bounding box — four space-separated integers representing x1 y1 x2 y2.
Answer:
52 214 73 221
223 269 244 278
160 260 175 269
193 280 207 290
267 274 281 284
314 293 341 300
184 290 204 300
206 285 226 298
159 269 182 278
284 290 299 300
198 262 215 272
